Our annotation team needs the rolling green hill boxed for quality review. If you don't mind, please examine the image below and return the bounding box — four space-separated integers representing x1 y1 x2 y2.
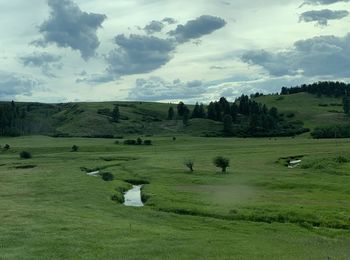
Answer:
255 92 349 130
6 101 222 137
2 91 349 138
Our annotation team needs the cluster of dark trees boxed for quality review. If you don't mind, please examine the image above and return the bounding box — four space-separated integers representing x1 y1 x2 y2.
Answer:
168 96 308 137
281 81 350 97
311 125 350 139
97 105 120 122
123 137 152 145
0 101 26 136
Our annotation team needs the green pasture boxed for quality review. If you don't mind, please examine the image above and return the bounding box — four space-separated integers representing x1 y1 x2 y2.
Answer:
0 135 350 259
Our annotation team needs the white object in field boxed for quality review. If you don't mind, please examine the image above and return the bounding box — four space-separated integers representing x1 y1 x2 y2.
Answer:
124 185 144 207
87 171 100 176
288 160 301 168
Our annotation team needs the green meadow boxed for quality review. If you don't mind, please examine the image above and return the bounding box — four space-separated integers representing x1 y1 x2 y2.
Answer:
1 135 350 259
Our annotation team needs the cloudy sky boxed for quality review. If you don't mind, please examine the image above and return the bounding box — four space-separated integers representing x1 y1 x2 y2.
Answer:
1 0 350 103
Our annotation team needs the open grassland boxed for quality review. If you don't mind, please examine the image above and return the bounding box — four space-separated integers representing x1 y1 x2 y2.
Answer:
1 135 350 259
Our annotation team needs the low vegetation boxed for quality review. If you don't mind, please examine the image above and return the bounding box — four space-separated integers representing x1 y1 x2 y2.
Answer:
213 156 230 172
19 151 32 159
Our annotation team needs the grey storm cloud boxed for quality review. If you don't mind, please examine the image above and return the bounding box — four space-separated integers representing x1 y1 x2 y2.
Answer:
162 17 177 24
168 15 227 43
128 77 206 101
242 33 350 77
33 0 106 60
81 15 227 83
20 52 62 77
299 9 349 26
303 0 350 4
106 34 176 77
144 20 165 34
0 71 40 99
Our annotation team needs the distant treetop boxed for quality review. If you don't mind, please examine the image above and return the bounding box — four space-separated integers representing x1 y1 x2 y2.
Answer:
280 81 350 97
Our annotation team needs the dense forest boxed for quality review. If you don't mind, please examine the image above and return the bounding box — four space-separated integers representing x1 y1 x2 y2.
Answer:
281 81 350 97
170 95 308 137
0 101 26 136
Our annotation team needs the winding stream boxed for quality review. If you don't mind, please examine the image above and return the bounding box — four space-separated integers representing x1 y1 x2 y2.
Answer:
124 185 144 207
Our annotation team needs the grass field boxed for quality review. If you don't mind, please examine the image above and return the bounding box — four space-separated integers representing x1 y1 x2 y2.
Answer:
1 135 350 259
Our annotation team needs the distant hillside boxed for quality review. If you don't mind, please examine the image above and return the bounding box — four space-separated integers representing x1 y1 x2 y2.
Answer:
0 101 224 137
0 98 304 138
255 92 349 130
1 81 350 138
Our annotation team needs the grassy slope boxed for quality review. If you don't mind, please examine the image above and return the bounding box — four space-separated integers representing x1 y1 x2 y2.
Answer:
0 135 350 259
12 92 350 137
255 93 349 130
20 101 221 137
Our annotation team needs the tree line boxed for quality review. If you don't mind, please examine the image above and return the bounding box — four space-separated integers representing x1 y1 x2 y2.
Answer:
0 101 26 136
280 81 350 97
168 96 308 137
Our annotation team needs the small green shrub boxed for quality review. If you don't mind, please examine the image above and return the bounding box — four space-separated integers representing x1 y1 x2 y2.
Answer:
124 179 149 185
124 139 136 145
334 156 348 164
136 137 143 145
4 144 10 150
184 159 194 172
15 165 37 169
143 140 152 145
71 145 79 152
111 194 124 203
141 192 150 203
286 112 295 118
20 151 32 159
101 172 114 181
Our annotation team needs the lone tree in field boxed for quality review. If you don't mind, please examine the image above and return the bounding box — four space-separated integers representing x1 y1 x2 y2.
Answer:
184 159 194 172
167 107 175 120
112 105 120 122
71 145 79 152
213 156 230 172
20 151 32 159
223 114 233 134
343 95 350 114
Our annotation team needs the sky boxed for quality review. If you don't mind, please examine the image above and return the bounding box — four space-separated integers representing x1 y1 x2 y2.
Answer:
1 0 350 103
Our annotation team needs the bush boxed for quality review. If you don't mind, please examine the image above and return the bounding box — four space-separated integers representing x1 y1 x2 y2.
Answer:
143 140 152 145
286 112 295 118
136 137 143 145
101 172 114 181
124 139 136 145
3 144 10 150
213 156 230 172
334 156 348 164
311 125 350 139
71 145 79 152
20 151 32 159
184 159 194 172
111 194 124 204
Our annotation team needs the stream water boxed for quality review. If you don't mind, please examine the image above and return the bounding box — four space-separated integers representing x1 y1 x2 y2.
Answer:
124 185 144 207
